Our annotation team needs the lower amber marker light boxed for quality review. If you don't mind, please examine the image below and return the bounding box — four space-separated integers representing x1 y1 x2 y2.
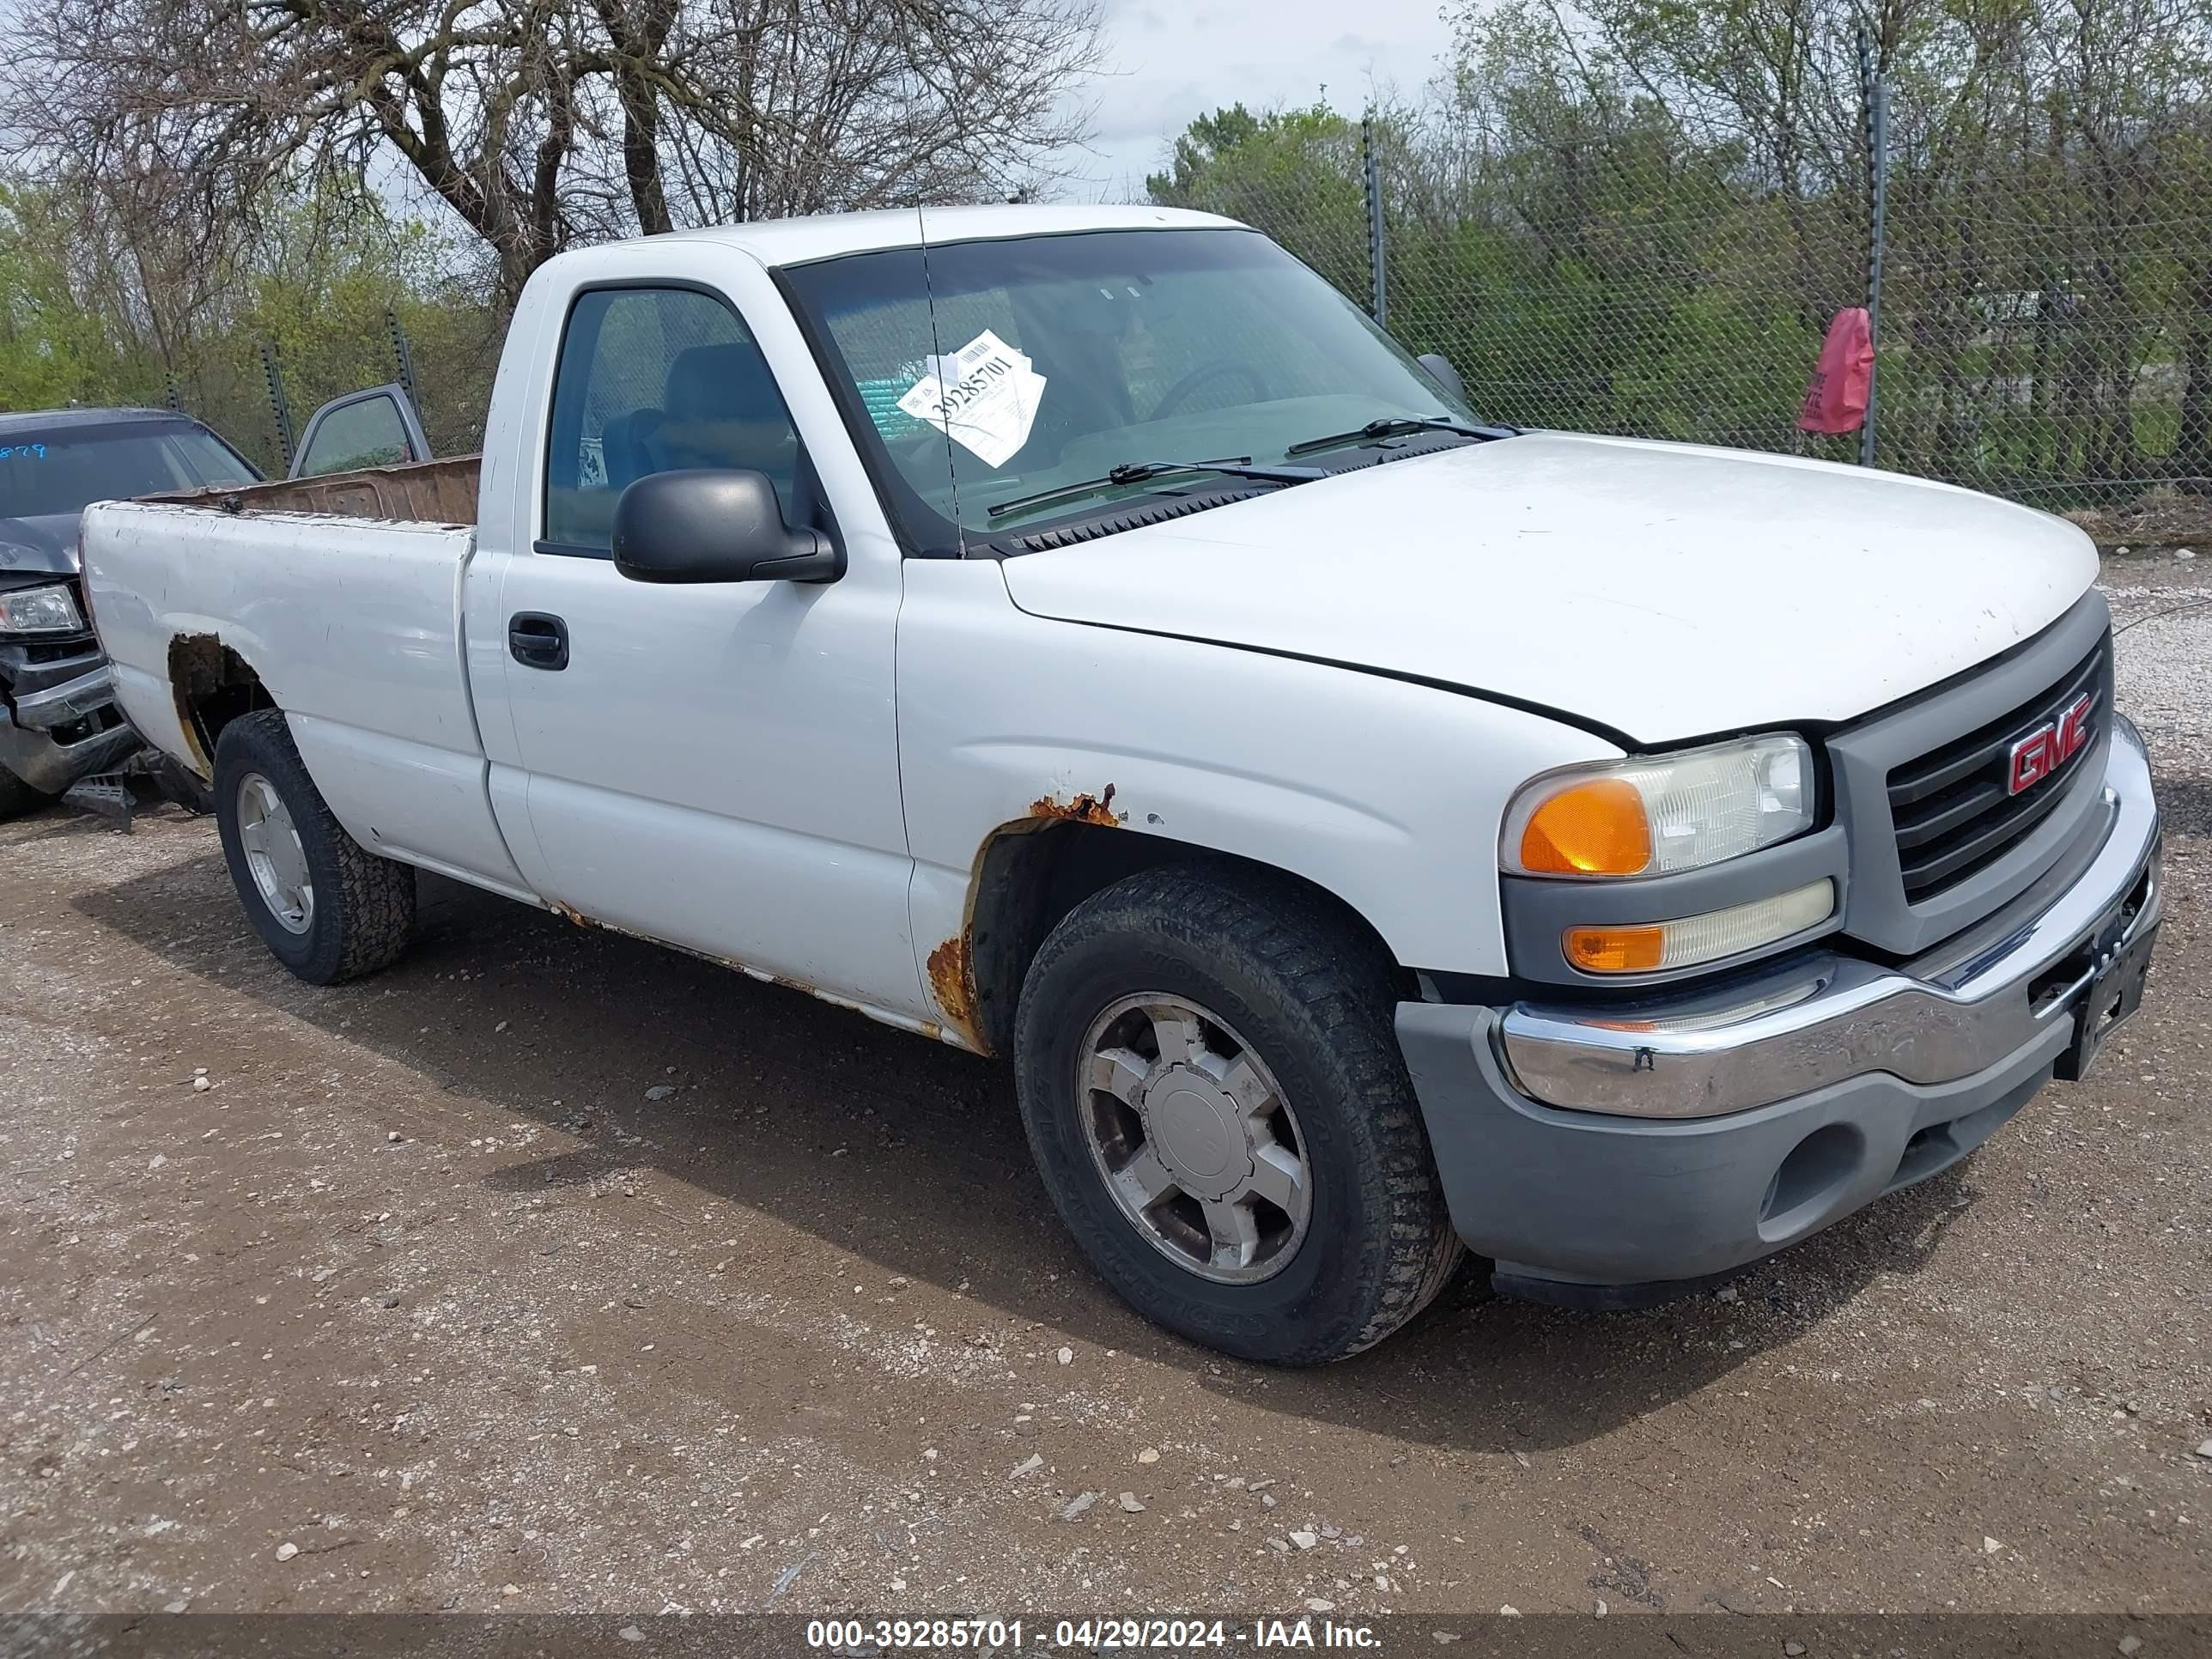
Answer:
1563 879 1835 975
1564 923 1666 974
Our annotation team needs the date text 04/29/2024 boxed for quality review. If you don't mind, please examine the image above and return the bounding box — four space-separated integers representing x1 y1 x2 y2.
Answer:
804 1619 1384 1650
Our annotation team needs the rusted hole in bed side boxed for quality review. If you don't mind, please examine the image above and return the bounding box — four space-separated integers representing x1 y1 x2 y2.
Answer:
165 632 265 780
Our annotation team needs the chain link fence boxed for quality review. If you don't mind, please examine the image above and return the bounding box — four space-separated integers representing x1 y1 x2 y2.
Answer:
1161 110 2212 540
59 112 2209 546
77 303 501 481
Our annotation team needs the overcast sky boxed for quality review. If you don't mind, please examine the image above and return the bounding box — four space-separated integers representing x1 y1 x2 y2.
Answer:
0 0 1456 217
1063 0 1456 200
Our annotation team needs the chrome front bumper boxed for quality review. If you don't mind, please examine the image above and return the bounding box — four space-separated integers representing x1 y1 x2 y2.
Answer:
1498 715 2162 1121
11 662 117 727
1 662 140 794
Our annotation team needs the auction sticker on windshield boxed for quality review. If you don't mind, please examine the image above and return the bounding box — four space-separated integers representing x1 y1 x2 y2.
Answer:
897 330 1045 467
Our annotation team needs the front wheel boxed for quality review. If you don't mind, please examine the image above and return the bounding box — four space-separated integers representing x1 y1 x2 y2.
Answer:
214 709 416 983
1013 865 1462 1364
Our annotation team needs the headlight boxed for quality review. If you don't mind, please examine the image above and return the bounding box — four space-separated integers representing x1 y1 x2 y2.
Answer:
1502 734 1813 878
0 582 84 635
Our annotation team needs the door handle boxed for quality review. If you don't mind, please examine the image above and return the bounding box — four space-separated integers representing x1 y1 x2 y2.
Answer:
508 612 568 671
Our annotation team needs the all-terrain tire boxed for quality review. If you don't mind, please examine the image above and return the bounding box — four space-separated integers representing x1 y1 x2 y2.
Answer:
214 709 416 984
1013 863 1463 1364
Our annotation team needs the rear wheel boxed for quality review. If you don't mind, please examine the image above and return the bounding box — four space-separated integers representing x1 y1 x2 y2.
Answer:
1013 864 1462 1364
214 710 416 983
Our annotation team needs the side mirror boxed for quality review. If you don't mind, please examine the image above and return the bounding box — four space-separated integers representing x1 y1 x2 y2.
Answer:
611 469 843 585
1417 352 1468 406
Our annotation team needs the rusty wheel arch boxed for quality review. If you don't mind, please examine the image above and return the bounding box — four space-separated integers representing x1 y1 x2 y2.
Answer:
933 793 1402 1059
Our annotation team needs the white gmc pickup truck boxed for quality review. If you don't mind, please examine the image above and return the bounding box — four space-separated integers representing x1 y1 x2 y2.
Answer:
83 204 2161 1364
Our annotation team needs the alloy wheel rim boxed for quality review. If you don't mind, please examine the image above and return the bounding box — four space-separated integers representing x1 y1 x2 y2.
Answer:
1076 994 1311 1285
236 773 313 935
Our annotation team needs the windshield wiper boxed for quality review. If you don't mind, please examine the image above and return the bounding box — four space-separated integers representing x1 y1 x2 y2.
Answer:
987 457 1325 520
1284 415 1513 456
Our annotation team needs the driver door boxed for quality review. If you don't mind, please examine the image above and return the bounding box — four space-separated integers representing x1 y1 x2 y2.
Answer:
483 274 920 1016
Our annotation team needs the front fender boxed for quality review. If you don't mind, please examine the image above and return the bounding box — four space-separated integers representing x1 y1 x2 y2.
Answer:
896 560 1620 1028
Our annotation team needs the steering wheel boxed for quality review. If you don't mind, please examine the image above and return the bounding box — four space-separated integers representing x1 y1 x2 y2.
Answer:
893 427 953 467
1150 361 1268 422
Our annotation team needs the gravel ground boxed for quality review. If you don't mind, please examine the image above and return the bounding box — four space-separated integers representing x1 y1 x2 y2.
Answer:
2 560 2208 1624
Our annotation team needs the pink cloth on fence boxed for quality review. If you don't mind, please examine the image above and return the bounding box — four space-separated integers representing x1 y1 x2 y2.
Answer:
1799 307 1874 434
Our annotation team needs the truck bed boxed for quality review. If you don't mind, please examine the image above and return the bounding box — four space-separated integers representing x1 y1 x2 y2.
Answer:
82 486 533 898
142 453 482 525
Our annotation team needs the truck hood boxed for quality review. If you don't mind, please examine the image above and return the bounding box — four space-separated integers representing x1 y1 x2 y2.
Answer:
996 432 2098 745
0 513 82 577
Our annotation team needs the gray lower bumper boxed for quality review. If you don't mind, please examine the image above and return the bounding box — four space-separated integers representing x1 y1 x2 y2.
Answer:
1400 999 2074 1301
1397 718 2162 1303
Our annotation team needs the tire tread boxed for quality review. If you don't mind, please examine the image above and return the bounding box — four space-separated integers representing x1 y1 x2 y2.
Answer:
216 710 414 983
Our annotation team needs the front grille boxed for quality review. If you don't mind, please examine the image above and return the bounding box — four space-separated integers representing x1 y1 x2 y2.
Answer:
1886 635 2111 904
20 631 94 665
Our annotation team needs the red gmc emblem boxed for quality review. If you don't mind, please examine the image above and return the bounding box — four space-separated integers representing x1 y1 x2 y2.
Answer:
2007 692 2095 795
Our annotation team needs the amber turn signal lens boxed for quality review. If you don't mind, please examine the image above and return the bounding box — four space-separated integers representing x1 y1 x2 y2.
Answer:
1561 923 1666 973
1561 882 1836 976
1517 777 1653 876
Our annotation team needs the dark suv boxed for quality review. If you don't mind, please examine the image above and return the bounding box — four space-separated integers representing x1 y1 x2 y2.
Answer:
1 407 260 816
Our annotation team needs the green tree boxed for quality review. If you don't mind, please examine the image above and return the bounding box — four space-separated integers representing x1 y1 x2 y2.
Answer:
1147 103 1373 299
0 168 499 470
1158 0 2212 503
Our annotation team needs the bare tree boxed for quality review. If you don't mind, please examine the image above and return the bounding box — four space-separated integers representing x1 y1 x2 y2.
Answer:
1 0 1102 302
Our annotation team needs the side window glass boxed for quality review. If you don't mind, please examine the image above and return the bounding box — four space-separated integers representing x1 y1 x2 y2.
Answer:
543 287 803 555
297 393 414 478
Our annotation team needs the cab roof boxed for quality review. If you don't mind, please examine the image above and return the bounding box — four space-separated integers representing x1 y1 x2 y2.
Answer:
633 204 1246 269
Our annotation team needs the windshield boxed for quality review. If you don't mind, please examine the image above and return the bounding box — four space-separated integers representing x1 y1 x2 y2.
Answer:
780 228 1482 550
0 422 260 520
